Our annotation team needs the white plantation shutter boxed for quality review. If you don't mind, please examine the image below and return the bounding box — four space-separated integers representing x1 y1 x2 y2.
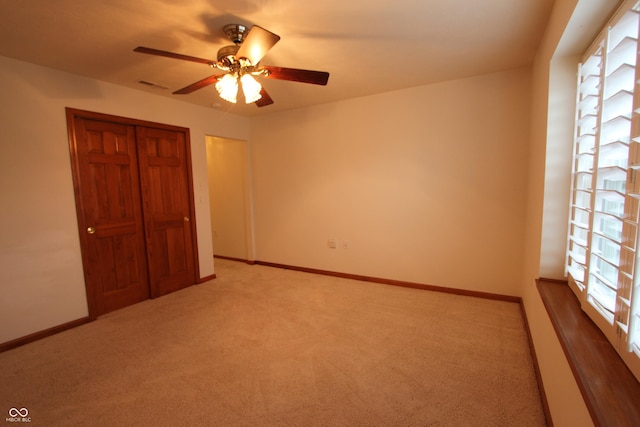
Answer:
568 46 600 291
566 0 640 380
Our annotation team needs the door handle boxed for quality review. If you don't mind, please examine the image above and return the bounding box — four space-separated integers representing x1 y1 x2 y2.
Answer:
184 217 190 222
87 226 96 234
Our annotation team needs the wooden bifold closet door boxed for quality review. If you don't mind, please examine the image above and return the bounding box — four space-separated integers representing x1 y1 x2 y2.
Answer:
66 108 197 319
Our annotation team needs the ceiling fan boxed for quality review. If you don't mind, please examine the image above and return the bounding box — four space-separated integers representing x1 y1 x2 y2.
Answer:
134 24 330 107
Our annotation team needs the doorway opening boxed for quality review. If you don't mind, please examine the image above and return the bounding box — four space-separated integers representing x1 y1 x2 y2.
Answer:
206 136 255 263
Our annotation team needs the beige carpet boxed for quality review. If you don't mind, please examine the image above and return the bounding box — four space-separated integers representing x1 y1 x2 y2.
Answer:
0 259 546 426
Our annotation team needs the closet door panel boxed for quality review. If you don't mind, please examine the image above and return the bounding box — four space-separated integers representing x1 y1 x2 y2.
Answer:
69 117 150 317
137 127 196 297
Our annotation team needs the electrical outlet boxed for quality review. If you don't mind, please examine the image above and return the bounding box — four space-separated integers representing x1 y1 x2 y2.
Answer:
328 238 338 249
342 240 349 249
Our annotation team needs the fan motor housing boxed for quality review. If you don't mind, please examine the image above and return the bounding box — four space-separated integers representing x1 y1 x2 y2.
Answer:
223 24 248 44
217 45 240 69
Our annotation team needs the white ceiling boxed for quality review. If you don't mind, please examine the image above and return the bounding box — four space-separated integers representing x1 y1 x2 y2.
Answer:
0 0 554 117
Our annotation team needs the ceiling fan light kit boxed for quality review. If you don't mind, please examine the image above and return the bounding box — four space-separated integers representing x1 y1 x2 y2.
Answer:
240 74 263 103
134 23 330 107
215 73 238 103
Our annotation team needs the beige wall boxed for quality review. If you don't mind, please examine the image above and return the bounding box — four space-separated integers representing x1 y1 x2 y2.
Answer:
0 56 249 343
522 0 620 426
250 68 531 296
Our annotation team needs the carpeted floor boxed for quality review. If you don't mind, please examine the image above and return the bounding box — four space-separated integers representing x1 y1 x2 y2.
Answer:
0 259 546 426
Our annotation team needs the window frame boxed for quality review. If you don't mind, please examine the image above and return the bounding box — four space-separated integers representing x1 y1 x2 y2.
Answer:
566 0 640 382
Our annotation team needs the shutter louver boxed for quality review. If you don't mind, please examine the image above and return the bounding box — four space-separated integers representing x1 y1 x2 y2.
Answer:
567 49 601 290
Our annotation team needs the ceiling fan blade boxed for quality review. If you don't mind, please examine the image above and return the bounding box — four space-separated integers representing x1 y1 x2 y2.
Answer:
235 26 281 65
173 74 223 95
262 66 329 85
134 46 214 66
255 87 274 107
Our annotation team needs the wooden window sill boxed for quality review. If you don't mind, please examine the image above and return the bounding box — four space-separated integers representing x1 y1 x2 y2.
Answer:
536 279 640 427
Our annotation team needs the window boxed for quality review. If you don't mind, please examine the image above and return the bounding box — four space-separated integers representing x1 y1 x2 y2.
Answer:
566 0 640 381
